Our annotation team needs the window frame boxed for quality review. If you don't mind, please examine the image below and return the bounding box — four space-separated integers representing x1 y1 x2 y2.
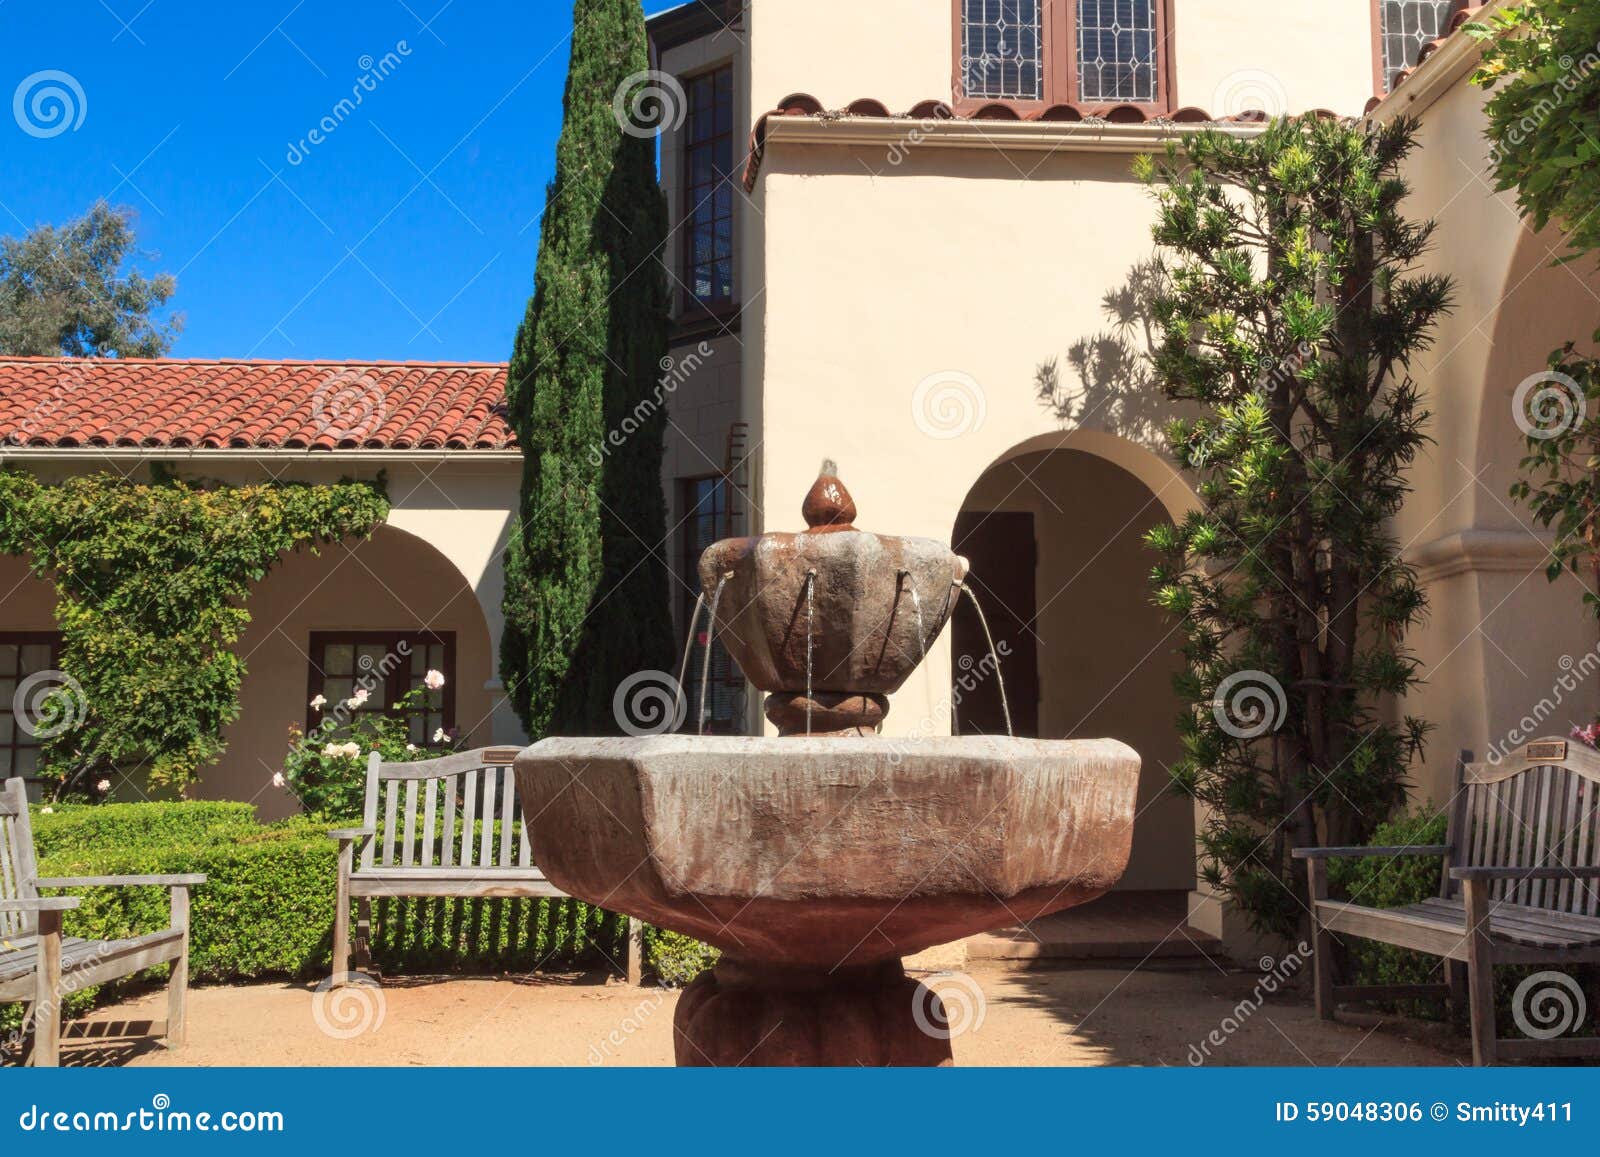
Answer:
679 62 736 317
0 630 64 797
305 630 457 744
952 0 1176 115
1370 0 1463 96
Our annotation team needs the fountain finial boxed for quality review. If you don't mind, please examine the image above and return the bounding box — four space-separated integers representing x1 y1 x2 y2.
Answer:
802 460 856 530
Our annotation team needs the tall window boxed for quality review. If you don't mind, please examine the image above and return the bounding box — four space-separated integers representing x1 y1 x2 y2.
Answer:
680 477 743 734
0 632 63 800
1378 1 1458 92
307 631 455 747
682 65 734 310
957 0 1168 110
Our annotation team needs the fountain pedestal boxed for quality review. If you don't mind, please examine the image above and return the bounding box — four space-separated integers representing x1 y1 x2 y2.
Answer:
675 958 951 1066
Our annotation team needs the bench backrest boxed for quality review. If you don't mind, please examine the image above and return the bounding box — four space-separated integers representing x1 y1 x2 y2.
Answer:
359 747 531 872
1448 740 1600 916
0 777 41 937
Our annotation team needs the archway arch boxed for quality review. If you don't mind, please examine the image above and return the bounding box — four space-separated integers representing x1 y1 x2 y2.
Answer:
208 522 497 820
950 434 1196 894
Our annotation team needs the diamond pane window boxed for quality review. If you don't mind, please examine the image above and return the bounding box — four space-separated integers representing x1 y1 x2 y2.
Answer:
0 632 63 800
961 0 1044 101
1077 0 1159 104
1379 1 1457 92
308 631 456 747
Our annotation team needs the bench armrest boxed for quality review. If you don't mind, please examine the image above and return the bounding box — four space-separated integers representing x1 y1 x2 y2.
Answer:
328 827 375 842
36 874 206 889
1293 845 1452 860
1451 865 1600 881
0 896 80 912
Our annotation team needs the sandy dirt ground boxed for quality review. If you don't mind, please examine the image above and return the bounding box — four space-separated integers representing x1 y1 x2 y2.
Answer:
20 962 1469 1069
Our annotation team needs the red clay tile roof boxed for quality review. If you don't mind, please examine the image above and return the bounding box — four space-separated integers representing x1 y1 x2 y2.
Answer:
739 95 1325 192
0 358 515 451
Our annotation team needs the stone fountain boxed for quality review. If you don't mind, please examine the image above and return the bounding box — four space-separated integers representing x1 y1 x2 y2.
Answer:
515 466 1140 1065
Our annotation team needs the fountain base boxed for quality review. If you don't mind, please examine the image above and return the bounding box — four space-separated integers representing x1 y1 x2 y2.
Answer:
673 958 952 1067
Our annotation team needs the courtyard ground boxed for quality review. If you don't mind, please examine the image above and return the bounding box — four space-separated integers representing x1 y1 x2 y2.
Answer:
34 962 1466 1067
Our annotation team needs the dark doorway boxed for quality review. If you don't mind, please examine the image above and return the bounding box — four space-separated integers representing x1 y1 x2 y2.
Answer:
952 510 1040 737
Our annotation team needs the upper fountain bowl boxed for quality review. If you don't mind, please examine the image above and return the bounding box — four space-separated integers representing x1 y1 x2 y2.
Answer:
698 467 967 698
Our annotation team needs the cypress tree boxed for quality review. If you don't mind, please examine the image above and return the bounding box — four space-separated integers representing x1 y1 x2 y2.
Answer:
501 0 674 738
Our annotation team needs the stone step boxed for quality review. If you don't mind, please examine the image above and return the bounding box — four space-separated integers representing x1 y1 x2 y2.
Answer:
966 891 1223 965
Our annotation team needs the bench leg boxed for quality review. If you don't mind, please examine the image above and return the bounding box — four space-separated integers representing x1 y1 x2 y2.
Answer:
1463 878 1498 1066
167 886 191 1047
354 898 373 975
1446 959 1467 1022
31 908 62 1068
332 843 352 986
1307 858 1336 1020
626 917 643 986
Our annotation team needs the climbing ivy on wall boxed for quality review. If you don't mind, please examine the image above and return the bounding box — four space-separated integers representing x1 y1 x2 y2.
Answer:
0 470 388 796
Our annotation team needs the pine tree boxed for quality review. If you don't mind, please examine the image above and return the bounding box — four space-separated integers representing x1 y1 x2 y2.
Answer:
1140 117 1454 935
501 0 674 738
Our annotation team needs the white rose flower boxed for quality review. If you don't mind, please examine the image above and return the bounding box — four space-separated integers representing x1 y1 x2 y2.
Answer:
96 778 111 793
40 806 54 815
406 743 418 753
322 742 342 757
309 694 327 711
272 771 287 789
432 727 447 744
423 669 446 691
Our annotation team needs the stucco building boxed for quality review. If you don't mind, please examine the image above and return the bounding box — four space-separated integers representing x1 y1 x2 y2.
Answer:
1 0 1593 955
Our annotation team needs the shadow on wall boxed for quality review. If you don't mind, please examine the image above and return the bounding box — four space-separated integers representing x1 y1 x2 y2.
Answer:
1035 259 1195 449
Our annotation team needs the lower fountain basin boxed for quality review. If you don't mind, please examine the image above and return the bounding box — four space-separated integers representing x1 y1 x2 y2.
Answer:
515 735 1140 968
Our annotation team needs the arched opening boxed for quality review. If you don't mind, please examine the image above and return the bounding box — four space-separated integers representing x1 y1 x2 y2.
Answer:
214 522 496 820
953 442 1195 908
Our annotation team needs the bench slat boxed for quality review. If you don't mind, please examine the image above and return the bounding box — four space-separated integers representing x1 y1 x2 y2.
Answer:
382 779 400 867
460 769 478 868
421 779 438 869
479 767 496 868
499 769 516 869
442 775 458 868
402 780 419 868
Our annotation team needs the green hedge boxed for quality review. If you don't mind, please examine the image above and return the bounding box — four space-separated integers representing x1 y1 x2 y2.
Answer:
3 802 640 1042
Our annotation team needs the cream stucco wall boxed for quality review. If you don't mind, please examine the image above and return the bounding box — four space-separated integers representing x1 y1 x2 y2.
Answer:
744 0 1377 118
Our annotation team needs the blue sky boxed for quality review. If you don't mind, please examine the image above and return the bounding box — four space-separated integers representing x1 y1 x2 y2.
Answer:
1 0 682 361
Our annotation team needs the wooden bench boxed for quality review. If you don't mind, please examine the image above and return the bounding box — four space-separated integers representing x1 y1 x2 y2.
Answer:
330 746 640 987
0 777 204 1067
1296 739 1600 1065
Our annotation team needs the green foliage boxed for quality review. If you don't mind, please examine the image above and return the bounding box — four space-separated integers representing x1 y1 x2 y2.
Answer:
643 927 718 988
500 0 675 738
1471 1 1600 263
1507 341 1600 615
0 201 181 357
1141 117 1453 936
282 684 462 822
2 803 632 1043
0 470 388 794
1328 808 1451 1015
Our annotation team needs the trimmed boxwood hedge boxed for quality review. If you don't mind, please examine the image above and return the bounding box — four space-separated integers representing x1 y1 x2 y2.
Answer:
2 802 657 1042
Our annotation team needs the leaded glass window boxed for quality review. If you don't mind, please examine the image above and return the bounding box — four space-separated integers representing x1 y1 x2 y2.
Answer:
961 0 1044 101
1077 0 1159 104
1379 1 1457 92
